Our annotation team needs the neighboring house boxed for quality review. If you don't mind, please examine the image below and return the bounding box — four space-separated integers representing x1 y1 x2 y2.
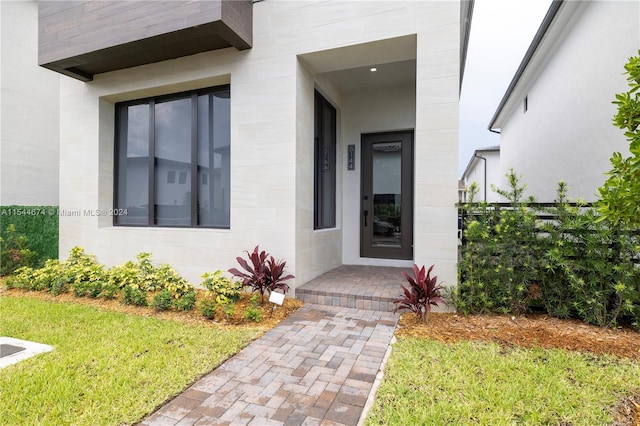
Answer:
37 0 473 290
461 145 501 203
488 0 640 203
0 0 59 207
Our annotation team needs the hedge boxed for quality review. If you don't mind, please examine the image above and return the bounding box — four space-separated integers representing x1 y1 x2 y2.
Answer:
0 205 58 266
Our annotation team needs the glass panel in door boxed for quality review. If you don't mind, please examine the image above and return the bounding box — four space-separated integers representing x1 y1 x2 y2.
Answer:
361 131 413 260
372 142 402 247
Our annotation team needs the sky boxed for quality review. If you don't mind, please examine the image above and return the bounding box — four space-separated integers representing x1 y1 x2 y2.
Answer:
459 0 553 175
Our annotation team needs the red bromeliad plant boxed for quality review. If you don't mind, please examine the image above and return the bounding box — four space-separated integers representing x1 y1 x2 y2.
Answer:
394 264 445 323
228 246 294 303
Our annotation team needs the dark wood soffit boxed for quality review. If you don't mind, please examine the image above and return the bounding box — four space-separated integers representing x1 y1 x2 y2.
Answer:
38 0 252 82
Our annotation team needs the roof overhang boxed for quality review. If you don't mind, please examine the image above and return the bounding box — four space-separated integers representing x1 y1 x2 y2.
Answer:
460 0 475 92
38 0 252 82
488 0 584 132
461 145 500 180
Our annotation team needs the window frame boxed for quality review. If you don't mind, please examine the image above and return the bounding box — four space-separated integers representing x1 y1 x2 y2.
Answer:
113 84 230 228
314 90 337 230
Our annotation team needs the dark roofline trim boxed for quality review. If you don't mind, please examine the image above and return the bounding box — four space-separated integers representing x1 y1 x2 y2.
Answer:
461 145 500 180
460 0 475 92
487 0 563 131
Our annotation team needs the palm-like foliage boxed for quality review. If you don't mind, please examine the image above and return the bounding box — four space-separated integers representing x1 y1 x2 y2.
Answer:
394 264 445 323
228 246 294 303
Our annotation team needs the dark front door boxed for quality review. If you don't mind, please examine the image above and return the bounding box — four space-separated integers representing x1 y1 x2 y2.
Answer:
361 131 413 260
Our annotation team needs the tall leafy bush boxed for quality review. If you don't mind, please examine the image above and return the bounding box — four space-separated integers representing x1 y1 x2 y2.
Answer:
598 52 640 227
458 171 542 315
458 174 640 329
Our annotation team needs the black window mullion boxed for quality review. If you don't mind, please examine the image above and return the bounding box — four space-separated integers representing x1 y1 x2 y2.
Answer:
148 100 156 226
314 93 321 229
114 107 127 226
191 94 198 226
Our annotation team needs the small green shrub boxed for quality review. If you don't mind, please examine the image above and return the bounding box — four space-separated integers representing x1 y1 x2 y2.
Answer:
62 247 108 297
33 260 69 294
222 303 236 319
198 298 218 319
123 286 148 307
155 264 192 296
107 261 140 289
99 282 120 300
135 252 160 291
5 267 36 290
87 281 104 298
152 289 173 311
174 290 196 312
201 270 242 305
72 281 91 297
106 254 194 297
243 295 262 322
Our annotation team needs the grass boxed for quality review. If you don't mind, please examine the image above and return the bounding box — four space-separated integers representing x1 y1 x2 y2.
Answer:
366 337 640 425
0 296 262 425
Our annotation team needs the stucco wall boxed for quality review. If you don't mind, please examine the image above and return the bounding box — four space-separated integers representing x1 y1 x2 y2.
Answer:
58 0 461 288
498 1 640 202
463 150 501 202
0 0 60 206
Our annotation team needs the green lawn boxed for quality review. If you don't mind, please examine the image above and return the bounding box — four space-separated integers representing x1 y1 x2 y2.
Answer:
367 337 640 425
0 296 261 425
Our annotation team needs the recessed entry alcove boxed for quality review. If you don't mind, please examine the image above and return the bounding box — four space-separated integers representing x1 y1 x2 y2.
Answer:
0 337 54 369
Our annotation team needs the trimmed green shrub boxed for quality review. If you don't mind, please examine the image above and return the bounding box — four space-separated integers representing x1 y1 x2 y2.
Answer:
123 286 148 307
152 289 173 311
99 282 120 300
174 290 196 312
243 295 262 322
198 298 218 319
200 270 242 305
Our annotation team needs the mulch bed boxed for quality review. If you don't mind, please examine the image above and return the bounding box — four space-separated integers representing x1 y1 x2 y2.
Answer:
0 287 303 330
397 312 640 359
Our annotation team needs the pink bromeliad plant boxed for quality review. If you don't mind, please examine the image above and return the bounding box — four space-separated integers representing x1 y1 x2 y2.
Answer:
394 264 445 323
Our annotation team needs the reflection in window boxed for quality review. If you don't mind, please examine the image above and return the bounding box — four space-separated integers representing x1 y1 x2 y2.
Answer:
198 91 230 227
114 85 230 228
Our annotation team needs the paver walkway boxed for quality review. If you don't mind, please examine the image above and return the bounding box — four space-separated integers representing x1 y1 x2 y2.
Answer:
140 304 398 426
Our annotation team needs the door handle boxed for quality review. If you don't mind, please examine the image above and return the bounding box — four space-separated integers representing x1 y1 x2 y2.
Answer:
363 210 368 227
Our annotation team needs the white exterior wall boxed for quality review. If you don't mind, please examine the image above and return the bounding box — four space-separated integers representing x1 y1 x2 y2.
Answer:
58 0 461 289
498 1 640 202
463 150 501 203
0 0 60 206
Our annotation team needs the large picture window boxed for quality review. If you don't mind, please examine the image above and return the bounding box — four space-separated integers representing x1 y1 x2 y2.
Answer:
114 86 230 228
314 91 336 229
